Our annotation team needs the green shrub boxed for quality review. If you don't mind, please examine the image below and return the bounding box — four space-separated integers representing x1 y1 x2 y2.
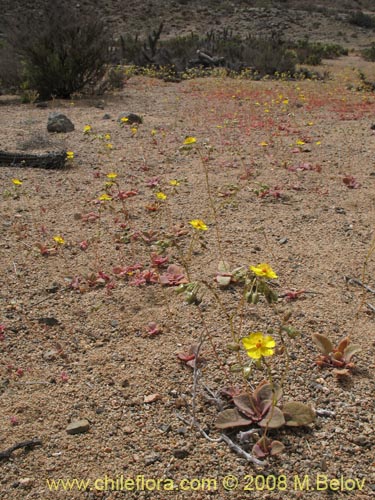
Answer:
348 11 375 28
362 43 375 61
293 39 348 65
6 0 111 99
118 27 297 77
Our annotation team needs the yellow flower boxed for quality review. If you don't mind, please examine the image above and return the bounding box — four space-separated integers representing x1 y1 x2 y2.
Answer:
189 219 208 231
169 179 180 186
53 235 65 245
106 143 113 150
12 178 22 186
66 151 74 160
259 141 268 147
250 263 278 279
242 332 276 359
183 136 197 145
104 134 111 140
98 193 112 201
106 172 118 180
151 129 157 136
296 139 305 146
282 99 289 104
316 141 321 145
131 127 138 135
156 192 167 200
121 117 129 123
83 125 92 134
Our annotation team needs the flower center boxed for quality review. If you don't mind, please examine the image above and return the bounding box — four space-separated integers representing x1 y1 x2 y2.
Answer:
256 341 263 348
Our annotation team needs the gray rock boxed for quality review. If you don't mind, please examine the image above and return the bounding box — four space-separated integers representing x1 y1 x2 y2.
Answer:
118 112 143 125
173 448 189 459
102 113 111 120
66 419 90 435
145 454 161 465
47 113 74 133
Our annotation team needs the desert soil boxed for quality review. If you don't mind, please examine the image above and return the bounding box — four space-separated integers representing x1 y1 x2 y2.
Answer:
0 55 375 499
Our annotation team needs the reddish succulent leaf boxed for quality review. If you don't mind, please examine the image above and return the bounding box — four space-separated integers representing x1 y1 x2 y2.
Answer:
343 344 361 362
283 402 315 427
312 333 333 356
215 408 252 429
343 175 361 189
233 394 258 419
258 406 285 429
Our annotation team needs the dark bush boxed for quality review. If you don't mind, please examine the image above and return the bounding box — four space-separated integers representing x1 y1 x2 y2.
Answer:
362 43 375 61
292 39 348 65
5 0 111 99
118 27 297 77
348 11 375 28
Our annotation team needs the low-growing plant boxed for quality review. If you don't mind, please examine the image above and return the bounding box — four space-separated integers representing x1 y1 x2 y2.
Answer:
312 334 361 373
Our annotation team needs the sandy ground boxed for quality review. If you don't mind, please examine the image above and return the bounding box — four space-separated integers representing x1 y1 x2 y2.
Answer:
0 56 374 499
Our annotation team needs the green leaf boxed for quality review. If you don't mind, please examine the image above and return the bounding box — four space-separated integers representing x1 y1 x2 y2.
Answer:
312 333 333 356
283 402 315 427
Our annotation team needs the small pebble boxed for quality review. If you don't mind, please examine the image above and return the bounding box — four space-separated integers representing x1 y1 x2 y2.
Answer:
66 419 90 435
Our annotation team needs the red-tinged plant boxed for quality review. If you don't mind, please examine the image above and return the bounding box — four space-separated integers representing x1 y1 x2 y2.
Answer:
216 381 315 435
150 253 169 268
281 289 306 301
10 416 19 426
147 322 161 336
145 177 160 187
177 344 206 369
61 372 69 382
343 175 361 189
312 334 361 372
81 212 100 222
116 189 138 200
36 243 57 256
79 240 89 251
159 264 188 286
252 436 285 458
129 269 159 286
113 263 143 277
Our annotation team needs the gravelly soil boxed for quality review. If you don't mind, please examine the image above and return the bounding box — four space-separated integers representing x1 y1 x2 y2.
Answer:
0 56 374 499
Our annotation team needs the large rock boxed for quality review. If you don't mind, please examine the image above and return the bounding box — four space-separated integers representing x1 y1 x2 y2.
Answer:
47 113 74 133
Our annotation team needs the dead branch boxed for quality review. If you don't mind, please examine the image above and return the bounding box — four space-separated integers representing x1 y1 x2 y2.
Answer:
0 439 42 461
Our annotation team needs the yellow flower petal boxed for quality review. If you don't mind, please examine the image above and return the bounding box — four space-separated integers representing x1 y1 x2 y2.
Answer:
12 178 22 186
183 136 197 145
53 235 65 245
250 263 278 279
98 193 112 201
156 192 167 200
242 332 275 359
189 219 208 231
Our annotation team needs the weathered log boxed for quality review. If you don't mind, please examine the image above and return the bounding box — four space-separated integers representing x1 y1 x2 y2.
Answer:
0 150 67 169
